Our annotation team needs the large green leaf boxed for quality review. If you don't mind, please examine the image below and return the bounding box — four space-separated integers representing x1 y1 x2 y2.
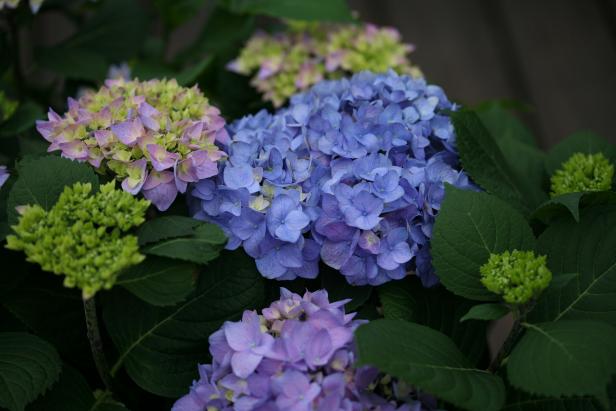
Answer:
530 205 616 325
36 48 107 82
222 0 353 21
532 191 616 223
475 102 536 146
459 303 509 322
142 223 226 264
137 216 204 246
117 257 196 306
0 332 62 411
379 278 487 364
451 110 533 212
507 321 616 403
431 185 536 300
545 131 616 178
503 389 603 411
356 319 505 411
27 365 93 411
6 156 99 226
0 102 43 138
103 251 265 397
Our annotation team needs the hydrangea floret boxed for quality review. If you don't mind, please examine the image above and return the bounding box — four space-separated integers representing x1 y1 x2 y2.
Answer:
0 165 9 188
173 288 440 411
550 152 614 197
189 70 475 286
36 78 229 211
6 181 149 298
228 21 421 107
480 250 552 305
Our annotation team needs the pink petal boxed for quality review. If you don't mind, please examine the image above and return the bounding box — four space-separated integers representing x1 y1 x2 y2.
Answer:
111 118 144 146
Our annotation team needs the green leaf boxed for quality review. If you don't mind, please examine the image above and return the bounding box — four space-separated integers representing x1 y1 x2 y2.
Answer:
176 56 213 86
142 223 226 264
223 0 353 21
508 321 616 403
186 7 255 57
460 303 509 322
532 191 616 223
153 0 205 29
545 131 616 178
0 332 62 411
431 185 536 301
451 109 534 212
7 156 99 226
137 216 204 246
530 205 616 325
0 102 43 138
379 277 488 364
475 102 536 146
103 250 265 397
63 0 148 61
356 319 505 411
503 389 604 411
36 47 107 81
27 365 93 411
117 256 196 306
320 267 371 312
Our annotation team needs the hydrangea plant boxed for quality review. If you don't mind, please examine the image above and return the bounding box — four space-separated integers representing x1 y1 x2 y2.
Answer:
6 181 149 298
189 70 474 286
550 152 614 197
173 288 440 411
480 250 552 305
36 78 228 211
0 0 43 12
228 21 421 107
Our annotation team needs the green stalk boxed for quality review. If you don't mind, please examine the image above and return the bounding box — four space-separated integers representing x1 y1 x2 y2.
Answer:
83 297 113 389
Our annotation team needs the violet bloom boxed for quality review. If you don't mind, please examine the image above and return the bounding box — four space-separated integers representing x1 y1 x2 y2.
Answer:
189 71 475 285
0 165 9 188
173 289 440 411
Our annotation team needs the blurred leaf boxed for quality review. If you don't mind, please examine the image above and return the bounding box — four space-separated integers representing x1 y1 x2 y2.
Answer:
143 223 226 264
63 0 149 61
223 0 353 21
187 7 255 56
431 185 536 301
0 332 62 411
356 319 505 411
37 47 107 81
379 277 488 364
545 131 616 180
137 216 203 246
6 156 99 226
153 0 206 29
460 303 509 322
104 250 266 397
131 61 176 81
0 102 43 138
27 365 93 411
452 110 535 213
508 320 616 405
117 257 196 306
476 102 536 146
503 391 603 411
176 56 213 86
530 204 616 326
320 267 371 312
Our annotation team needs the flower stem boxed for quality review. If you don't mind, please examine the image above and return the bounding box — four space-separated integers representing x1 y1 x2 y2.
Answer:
488 316 522 372
83 297 113 390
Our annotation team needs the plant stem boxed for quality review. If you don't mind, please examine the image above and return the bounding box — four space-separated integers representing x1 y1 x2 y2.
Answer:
488 316 522 372
83 297 113 390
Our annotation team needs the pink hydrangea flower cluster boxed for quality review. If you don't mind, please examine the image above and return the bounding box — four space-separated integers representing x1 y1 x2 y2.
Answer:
36 78 228 211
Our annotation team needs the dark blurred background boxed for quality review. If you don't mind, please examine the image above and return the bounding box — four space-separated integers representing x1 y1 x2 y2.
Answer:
349 0 616 148
25 0 616 148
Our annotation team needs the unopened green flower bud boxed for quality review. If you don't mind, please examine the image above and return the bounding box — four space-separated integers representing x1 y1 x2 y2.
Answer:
6 181 149 298
480 250 551 305
550 152 614 197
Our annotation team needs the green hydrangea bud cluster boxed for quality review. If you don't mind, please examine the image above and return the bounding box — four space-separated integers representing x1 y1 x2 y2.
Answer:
480 250 552 305
0 91 18 123
6 182 150 298
550 152 614 197
228 21 421 107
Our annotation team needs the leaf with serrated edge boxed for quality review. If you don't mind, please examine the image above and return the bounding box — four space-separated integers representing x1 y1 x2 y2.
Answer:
508 321 616 404
460 304 509 322
104 251 265 397
142 223 226 264
431 185 536 301
356 319 505 411
137 216 204 246
529 205 616 325
0 332 62 411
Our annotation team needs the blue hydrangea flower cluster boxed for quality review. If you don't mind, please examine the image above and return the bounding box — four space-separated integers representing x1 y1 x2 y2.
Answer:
189 70 474 286
173 288 440 411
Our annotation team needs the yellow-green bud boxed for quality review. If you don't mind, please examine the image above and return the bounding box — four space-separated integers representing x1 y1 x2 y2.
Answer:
550 152 614 197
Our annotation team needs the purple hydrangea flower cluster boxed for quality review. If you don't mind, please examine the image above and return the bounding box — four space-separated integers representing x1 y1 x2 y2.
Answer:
189 71 474 286
173 288 440 411
36 78 228 211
